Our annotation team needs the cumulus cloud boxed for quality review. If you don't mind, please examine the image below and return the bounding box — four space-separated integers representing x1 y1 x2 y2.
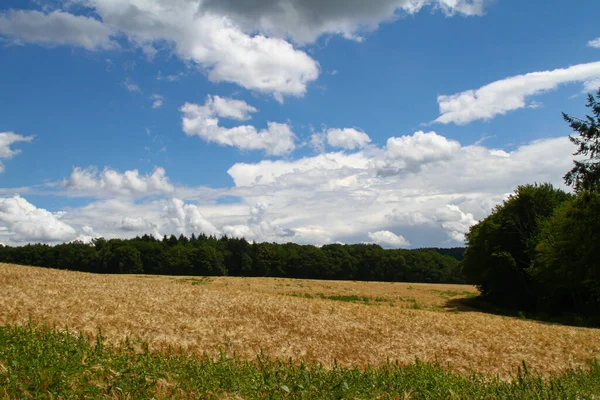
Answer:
326 128 371 150
434 204 477 243
162 198 220 237
199 0 486 44
1 2 319 99
0 195 77 243
0 131 576 248
181 96 296 155
91 0 320 98
0 9 116 50
386 210 433 226
368 230 410 248
220 202 294 243
0 132 34 173
378 131 461 173
435 61 600 125
226 132 573 245
588 38 600 48
227 151 370 187
61 166 174 197
1 0 488 98
120 216 157 232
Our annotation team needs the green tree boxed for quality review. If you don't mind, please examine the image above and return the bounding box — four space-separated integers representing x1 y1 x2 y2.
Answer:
109 245 143 274
254 243 281 277
532 192 600 314
166 244 193 275
461 183 572 309
192 243 226 276
563 88 600 193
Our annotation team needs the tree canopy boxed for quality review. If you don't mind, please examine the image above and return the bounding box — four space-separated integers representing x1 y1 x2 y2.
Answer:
460 183 572 309
460 89 600 319
0 234 466 285
563 89 600 193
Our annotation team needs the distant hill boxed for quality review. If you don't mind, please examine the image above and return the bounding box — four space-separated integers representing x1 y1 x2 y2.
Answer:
428 247 466 261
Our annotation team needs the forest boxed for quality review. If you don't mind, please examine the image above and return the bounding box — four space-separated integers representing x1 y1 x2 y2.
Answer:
0 236 465 284
461 90 600 318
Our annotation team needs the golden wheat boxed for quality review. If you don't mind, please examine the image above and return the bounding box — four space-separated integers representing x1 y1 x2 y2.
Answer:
1 263 598 376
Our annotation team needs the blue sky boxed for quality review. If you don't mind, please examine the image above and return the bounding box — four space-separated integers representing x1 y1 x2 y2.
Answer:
0 0 599 248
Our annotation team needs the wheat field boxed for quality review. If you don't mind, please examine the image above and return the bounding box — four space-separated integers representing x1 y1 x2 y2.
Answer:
1 263 598 377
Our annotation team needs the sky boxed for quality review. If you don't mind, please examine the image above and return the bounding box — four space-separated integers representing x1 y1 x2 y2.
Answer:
0 0 599 248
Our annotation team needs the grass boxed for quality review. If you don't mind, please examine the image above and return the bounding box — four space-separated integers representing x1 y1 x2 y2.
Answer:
2 324 600 399
2 263 600 376
175 276 213 285
285 292 391 304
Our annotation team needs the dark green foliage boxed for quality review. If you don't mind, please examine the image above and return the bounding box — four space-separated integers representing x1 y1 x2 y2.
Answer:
108 245 143 274
0 235 465 284
532 192 600 315
461 183 572 309
1 324 599 399
563 88 600 193
429 247 465 261
461 92 600 318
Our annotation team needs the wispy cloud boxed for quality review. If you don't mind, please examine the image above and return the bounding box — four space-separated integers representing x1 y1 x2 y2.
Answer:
124 78 141 93
150 94 163 109
435 61 600 125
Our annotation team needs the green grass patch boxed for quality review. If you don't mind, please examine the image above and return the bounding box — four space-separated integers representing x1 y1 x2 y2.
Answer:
175 276 213 285
285 293 390 305
1 324 600 399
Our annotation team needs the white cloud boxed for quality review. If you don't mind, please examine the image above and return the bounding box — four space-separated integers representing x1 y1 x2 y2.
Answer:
386 210 433 226
227 151 370 187
368 230 410 248
225 133 573 245
74 225 101 243
181 96 296 155
1 2 319 99
1 131 577 248
222 203 294 243
199 0 486 44
210 96 257 120
120 216 157 232
83 0 319 98
489 149 510 158
0 132 34 173
162 198 220 237
124 78 142 93
588 38 600 48
150 94 163 108
375 131 462 175
583 78 600 94
1 0 487 99
309 132 326 153
326 128 371 150
435 61 600 125
0 195 77 243
0 9 116 50
434 204 477 243
61 166 174 197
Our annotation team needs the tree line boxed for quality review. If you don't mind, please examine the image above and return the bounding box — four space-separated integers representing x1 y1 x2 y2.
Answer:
461 90 600 317
0 235 466 284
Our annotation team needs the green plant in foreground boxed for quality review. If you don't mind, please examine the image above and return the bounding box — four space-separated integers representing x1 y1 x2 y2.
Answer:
1 324 599 399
